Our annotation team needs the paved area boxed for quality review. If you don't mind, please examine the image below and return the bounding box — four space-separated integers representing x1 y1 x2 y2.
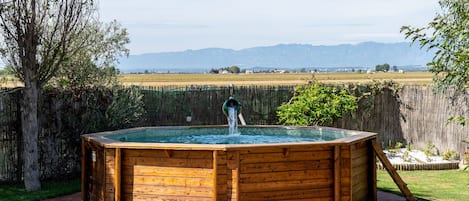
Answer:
44 191 408 201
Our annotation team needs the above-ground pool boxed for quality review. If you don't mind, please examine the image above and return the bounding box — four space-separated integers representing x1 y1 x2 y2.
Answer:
82 125 377 201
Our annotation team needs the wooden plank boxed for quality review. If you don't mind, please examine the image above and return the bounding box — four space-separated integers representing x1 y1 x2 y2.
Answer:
372 140 416 201
124 149 213 159
123 194 213 201
239 169 332 183
124 175 213 186
234 151 240 201
239 150 332 163
124 165 213 177
125 184 213 197
81 139 87 201
123 157 213 168
240 179 332 193
352 155 368 168
213 150 218 200
114 148 121 201
341 145 352 199
240 159 332 173
240 188 332 200
334 145 340 201
227 151 240 201
237 146 333 154
351 146 368 159
369 140 377 201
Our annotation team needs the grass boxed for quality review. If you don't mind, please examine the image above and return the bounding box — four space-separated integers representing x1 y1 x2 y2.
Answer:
378 169 469 201
0 178 80 201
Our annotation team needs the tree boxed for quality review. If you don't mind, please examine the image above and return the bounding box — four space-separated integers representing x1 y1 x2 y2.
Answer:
401 0 468 126
51 20 129 88
0 0 95 191
375 63 390 72
228 65 240 74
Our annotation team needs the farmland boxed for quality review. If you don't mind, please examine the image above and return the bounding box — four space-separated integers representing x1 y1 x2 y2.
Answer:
119 72 433 87
1 72 434 88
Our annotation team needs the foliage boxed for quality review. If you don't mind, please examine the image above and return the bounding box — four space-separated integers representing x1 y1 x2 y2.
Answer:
346 80 402 115
80 86 145 132
375 63 390 72
50 20 129 88
448 115 469 126
209 65 241 74
422 141 438 162
105 86 145 129
0 66 12 75
441 149 459 160
405 143 414 151
394 142 404 149
277 81 357 126
401 0 469 125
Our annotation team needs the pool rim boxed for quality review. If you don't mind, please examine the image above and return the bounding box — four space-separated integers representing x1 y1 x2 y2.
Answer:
82 125 377 151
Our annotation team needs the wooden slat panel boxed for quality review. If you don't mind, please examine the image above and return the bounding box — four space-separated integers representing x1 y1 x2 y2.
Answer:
351 146 368 159
352 155 368 168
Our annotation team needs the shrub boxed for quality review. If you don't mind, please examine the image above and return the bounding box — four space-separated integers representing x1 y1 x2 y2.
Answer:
277 82 357 126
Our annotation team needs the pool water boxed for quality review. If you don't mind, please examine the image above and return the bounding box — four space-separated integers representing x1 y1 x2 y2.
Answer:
107 127 351 144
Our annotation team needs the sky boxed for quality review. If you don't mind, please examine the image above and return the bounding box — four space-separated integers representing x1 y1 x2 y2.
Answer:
98 0 440 55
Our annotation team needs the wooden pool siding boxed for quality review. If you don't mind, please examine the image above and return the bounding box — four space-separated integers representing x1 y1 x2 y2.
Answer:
82 128 376 201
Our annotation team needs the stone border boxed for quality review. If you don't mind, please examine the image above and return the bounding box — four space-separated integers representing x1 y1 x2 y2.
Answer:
377 161 460 171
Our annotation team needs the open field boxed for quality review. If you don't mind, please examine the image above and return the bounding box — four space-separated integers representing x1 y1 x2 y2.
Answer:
1 72 434 88
119 72 433 87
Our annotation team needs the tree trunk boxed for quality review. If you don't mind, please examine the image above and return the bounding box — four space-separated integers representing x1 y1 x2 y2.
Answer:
22 78 41 191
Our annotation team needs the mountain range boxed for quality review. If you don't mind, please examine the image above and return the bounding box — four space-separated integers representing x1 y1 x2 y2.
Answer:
117 42 434 73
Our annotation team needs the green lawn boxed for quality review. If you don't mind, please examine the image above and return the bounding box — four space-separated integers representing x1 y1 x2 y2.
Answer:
0 178 80 201
378 169 469 201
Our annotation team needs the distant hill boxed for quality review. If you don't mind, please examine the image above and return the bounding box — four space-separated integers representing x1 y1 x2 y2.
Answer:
117 42 434 73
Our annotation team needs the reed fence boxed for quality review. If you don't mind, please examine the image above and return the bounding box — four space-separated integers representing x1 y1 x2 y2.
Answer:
0 84 468 183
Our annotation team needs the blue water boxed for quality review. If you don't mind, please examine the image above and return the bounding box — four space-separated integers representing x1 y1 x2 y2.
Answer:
107 127 351 144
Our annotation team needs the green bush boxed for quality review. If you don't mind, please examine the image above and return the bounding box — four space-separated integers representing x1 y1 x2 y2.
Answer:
105 86 145 129
277 82 357 126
